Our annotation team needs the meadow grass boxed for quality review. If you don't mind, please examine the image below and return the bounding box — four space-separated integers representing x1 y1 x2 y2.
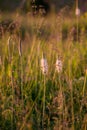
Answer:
0 12 87 130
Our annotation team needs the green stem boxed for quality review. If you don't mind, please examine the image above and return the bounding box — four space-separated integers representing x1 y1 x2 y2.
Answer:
11 57 14 130
42 75 46 129
76 16 79 43
83 74 87 97
58 75 63 130
70 80 75 130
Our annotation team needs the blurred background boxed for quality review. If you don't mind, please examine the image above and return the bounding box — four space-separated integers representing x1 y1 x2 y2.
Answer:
0 0 87 13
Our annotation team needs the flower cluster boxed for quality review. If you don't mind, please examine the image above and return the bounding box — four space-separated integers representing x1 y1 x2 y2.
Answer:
40 55 63 75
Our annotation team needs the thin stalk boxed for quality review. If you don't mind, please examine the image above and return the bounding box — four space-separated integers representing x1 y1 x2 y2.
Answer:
7 37 10 59
36 43 40 129
8 36 15 130
70 80 75 130
19 38 23 104
76 16 79 43
42 75 46 130
58 75 63 130
10 39 15 130
76 0 79 43
36 42 40 92
20 56 23 104
18 38 24 128
85 124 87 130
68 60 74 130
11 70 14 130
76 0 78 9
82 74 87 97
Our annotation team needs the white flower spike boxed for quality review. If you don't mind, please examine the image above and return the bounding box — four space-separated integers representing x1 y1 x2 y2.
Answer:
56 57 63 73
75 8 80 16
41 53 48 75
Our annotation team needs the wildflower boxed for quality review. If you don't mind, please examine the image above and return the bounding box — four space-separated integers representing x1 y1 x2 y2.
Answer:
55 57 62 73
75 8 80 16
40 54 48 75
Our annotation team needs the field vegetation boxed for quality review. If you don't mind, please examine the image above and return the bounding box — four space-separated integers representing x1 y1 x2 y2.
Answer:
0 7 87 130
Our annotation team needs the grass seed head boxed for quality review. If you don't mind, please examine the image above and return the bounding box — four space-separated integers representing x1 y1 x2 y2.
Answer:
18 38 22 56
